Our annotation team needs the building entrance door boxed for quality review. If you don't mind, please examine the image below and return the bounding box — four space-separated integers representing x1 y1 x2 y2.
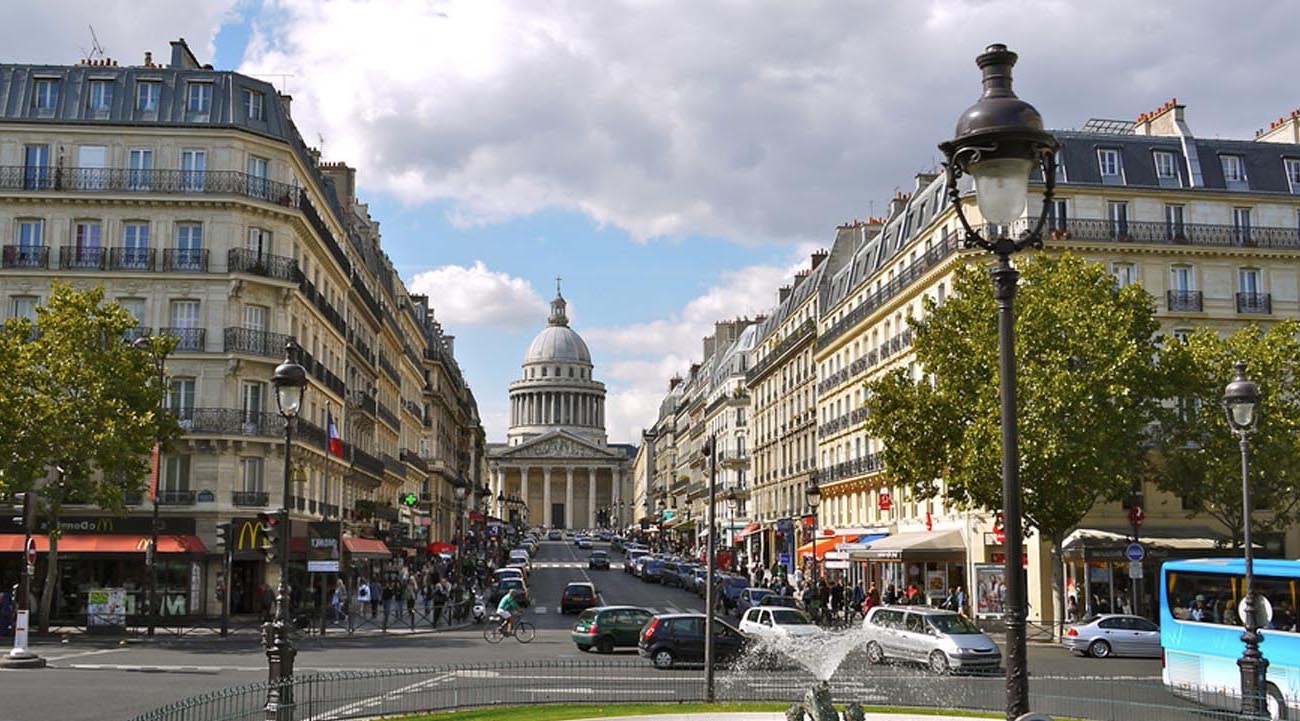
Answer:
231 559 263 615
552 503 566 529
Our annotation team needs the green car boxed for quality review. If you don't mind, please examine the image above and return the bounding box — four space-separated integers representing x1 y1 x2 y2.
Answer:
571 605 654 654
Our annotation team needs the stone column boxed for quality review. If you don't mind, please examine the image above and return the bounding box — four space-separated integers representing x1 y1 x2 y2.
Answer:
588 467 597 528
543 468 552 527
520 467 529 518
565 467 574 529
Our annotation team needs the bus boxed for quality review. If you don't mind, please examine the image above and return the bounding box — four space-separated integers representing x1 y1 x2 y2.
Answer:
1161 558 1300 720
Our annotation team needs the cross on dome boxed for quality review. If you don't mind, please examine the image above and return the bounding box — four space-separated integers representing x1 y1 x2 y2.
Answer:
549 276 569 327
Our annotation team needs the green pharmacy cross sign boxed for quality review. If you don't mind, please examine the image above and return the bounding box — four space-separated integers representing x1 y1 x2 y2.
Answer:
400 493 419 507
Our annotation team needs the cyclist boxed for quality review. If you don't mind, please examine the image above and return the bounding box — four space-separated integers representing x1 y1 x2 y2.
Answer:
496 588 522 636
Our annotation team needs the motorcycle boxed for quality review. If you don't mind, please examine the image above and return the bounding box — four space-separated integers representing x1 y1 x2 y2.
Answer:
472 593 486 624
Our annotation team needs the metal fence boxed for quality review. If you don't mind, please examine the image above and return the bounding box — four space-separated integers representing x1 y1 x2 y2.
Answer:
126 656 1256 721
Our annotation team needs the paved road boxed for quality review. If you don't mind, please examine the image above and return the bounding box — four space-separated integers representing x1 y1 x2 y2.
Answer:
0 539 1166 721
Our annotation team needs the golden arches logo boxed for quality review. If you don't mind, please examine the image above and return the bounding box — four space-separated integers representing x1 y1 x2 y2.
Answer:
237 521 265 551
136 538 151 551
95 518 114 532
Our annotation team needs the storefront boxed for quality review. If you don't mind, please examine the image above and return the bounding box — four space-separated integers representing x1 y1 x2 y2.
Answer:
796 528 887 585
851 529 965 605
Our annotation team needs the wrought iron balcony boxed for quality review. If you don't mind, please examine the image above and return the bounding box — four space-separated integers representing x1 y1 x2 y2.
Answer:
162 248 208 273
747 319 817 384
157 489 196 506
1167 290 1203 313
1236 292 1272 314
160 327 206 352
298 276 347 335
108 247 156 271
377 401 400 430
378 352 400 384
381 453 406 478
295 346 346 397
0 166 302 204
58 245 105 270
351 447 385 479
180 408 284 438
2 245 48 269
224 327 293 359
232 491 270 507
228 248 299 282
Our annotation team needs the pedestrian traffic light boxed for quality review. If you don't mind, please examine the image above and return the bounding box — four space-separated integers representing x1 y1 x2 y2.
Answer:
215 522 232 554
400 492 418 507
257 511 283 562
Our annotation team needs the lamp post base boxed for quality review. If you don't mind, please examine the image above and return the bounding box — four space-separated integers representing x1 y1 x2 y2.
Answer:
1 650 47 669
262 621 297 721
1238 649 1270 720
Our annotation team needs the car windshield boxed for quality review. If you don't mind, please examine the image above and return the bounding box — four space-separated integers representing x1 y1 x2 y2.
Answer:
500 579 524 590
566 585 592 596
928 614 982 635
771 609 812 625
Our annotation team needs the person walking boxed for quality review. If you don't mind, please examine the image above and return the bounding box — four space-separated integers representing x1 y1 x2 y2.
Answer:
331 579 349 623
356 578 371 619
432 576 450 627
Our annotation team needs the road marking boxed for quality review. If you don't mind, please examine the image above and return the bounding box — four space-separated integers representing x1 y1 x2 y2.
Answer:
522 688 679 695
304 672 453 721
535 606 547 614
45 648 127 662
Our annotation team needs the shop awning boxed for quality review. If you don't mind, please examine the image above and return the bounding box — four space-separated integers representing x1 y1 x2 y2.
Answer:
852 529 963 560
0 534 207 554
425 541 456 555
344 537 393 559
797 532 866 559
1062 528 1236 560
735 523 762 540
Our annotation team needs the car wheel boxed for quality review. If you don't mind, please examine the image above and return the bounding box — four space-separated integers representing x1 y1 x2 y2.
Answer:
1267 683 1287 721
1088 639 1111 659
928 650 950 675
865 641 885 665
596 636 615 654
577 644 591 652
652 648 675 669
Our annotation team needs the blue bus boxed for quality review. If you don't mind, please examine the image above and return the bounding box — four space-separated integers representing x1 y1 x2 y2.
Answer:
1161 558 1300 719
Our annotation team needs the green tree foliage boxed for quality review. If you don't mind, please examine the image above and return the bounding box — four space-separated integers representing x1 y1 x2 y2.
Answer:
0 283 175 629
1156 321 1300 546
863 254 1167 630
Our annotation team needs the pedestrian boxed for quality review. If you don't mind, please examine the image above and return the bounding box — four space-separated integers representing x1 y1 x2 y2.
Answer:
852 582 865 612
0 583 13 634
1066 594 1078 623
432 576 450 627
882 584 898 605
956 586 967 616
356 578 371 618
404 577 417 618
331 579 349 622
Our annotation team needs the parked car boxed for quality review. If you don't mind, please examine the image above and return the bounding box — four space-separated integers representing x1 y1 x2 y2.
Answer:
509 549 531 569
576 536 594 549
589 549 611 570
641 557 667 583
561 582 599 614
739 606 821 640
596 531 613 542
862 606 1001 674
638 613 749 669
572 605 655 653
488 578 529 607
631 554 652 577
759 595 802 610
736 587 774 616
493 567 525 585
659 562 686 588
624 549 649 574
691 568 709 595
719 575 751 610
1062 615 1160 658
547 529 563 541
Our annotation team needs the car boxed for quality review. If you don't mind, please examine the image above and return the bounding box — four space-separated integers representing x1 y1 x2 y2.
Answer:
736 587 774 616
596 531 613 542
738 606 822 640
571 605 655 653
624 549 649 573
588 549 611 570
509 549 531 569
719 575 751 610
1061 614 1161 658
576 536 593 549
659 561 685 588
638 613 749 669
640 557 667 583
759 595 802 610
493 567 525 585
547 529 563 541
611 537 625 552
862 606 1001 674
561 582 599 614
488 578 529 607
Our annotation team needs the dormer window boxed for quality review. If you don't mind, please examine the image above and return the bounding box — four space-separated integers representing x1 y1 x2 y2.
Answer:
33 78 59 112
243 89 264 121
1221 155 1247 187
186 82 212 115
1284 158 1300 193
1154 151 1179 186
1097 149 1123 184
87 80 113 113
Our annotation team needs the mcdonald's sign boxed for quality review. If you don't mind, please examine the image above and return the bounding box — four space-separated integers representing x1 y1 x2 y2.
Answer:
236 520 267 552
97 518 115 532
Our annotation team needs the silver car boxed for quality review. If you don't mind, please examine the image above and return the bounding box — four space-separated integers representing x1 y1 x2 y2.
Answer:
1062 614 1160 658
862 606 1002 674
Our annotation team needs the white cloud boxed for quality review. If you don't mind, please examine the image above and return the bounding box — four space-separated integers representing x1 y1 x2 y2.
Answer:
406 261 547 329
240 0 1297 244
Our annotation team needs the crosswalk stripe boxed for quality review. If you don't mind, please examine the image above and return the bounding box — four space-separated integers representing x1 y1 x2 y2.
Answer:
535 607 547 614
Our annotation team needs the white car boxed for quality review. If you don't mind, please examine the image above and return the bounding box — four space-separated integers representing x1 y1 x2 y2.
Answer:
509 549 531 569
738 606 821 640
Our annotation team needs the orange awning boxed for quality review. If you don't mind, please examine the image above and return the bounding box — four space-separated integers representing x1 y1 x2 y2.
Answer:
735 523 763 540
797 532 859 560
344 537 392 559
0 533 207 554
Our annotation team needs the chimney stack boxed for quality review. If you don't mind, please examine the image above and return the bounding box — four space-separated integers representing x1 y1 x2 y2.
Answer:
778 285 792 303
1255 108 1300 144
1133 98 1187 137
810 249 828 269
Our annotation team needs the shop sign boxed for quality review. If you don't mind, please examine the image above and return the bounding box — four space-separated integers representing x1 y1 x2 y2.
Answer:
989 552 1029 567
1128 561 1143 579
825 560 850 570
189 563 202 611
877 492 892 511
0 515 195 536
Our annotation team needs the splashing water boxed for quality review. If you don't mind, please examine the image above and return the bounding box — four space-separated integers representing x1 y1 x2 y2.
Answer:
734 625 876 681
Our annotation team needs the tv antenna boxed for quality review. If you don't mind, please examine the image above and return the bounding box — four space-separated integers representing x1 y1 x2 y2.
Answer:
82 25 107 61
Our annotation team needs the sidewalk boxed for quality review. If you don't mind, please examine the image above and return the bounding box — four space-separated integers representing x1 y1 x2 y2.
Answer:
572 714 990 721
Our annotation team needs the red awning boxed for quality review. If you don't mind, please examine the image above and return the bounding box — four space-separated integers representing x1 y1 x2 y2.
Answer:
0 534 207 554
426 541 457 555
797 532 858 560
735 523 763 540
343 537 392 559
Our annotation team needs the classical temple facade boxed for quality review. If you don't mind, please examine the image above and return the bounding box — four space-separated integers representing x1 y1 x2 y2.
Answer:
486 287 632 529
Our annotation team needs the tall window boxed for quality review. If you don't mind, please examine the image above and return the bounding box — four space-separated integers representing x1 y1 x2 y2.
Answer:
243 89 264 121
1154 151 1178 180
1111 261 1138 288
242 381 265 416
135 81 160 112
118 298 146 329
175 222 203 269
121 222 150 269
87 80 113 113
167 378 196 420
1169 266 1194 292
181 148 206 192
74 220 103 265
161 455 191 492
128 148 153 190
1107 201 1129 239
169 299 200 328
23 144 50 190
1238 268 1261 295
1098 149 1122 178
11 296 38 322
1233 207 1253 245
17 219 42 249
243 304 268 332
186 83 212 114
1221 155 1246 183
247 155 269 199
1048 198 1068 232
241 458 264 492
76 145 107 190
1164 204 1185 240
1286 159 1300 193
247 227 271 256
32 79 59 112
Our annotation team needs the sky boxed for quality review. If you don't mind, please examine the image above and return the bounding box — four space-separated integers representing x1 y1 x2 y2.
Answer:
8 0 1299 444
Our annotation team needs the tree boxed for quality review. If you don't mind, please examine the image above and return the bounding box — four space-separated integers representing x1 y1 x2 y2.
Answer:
1156 321 1300 546
863 253 1167 632
1 284 173 630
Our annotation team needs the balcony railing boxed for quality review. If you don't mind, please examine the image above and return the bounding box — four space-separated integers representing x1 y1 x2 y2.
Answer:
378 353 400 384
2 245 48 269
181 408 284 438
1167 290 1203 313
225 327 293 359
747 319 817 384
381 453 406 478
58 245 105 270
157 489 196 506
160 327 206 352
109 247 156 271
1041 217 1300 250
400 448 428 473
295 346 346 397
0 166 303 205
351 447 385 479
298 276 347 335
232 491 270 507
228 248 299 282
377 401 400 430
1236 292 1272 314
162 248 208 273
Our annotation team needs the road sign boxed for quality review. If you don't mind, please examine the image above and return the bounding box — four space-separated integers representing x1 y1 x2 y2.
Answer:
307 560 340 573
1128 561 1143 579
1125 543 1145 562
778 552 791 566
1127 505 1145 527
24 537 36 567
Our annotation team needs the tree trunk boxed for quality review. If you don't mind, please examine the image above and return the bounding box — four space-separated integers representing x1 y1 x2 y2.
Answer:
38 526 59 633
1051 535 1066 641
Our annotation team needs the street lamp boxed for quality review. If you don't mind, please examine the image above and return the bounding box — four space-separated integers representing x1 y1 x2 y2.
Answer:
131 336 168 638
1223 361 1268 718
453 479 468 564
805 472 821 586
726 489 739 570
266 342 306 721
702 434 719 703
939 43 1058 721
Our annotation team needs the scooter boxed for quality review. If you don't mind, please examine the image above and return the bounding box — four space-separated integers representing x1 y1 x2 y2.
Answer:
472 593 486 624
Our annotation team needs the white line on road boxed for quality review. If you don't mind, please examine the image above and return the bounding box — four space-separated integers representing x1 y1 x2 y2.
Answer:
44 648 127 662
304 671 453 721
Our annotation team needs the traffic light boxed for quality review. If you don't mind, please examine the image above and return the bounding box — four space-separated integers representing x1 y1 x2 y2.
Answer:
400 492 418 507
10 492 32 528
215 522 232 554
257 511 283 562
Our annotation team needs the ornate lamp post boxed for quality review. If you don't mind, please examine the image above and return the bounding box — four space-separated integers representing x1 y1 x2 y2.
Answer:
805 472 821 586
702 435 719 703
131 336 168 638
726 489 739 571
453 478 468 564
939 43 1058 721
266 343 306 721
1223 362 1269 718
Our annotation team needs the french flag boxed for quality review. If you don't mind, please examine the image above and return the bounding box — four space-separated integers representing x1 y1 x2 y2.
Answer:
327 407 344 458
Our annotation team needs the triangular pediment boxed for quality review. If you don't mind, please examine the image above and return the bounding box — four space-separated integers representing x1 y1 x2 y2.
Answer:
492 430 622 460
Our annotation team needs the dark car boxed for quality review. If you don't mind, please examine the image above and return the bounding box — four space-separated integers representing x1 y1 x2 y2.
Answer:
641 557 667 583
759 595 802 610
547 529 562 540
489 578 529 607
659 562 685 588
638 614 749 669
719 575 751 610
736 587 774 616
589 549 610 570
561 582 599 614
571 605 654 653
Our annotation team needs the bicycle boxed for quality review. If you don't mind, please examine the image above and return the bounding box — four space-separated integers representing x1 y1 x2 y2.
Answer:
483 612 535 643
